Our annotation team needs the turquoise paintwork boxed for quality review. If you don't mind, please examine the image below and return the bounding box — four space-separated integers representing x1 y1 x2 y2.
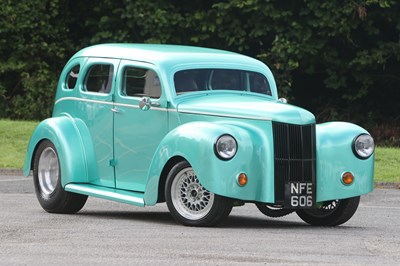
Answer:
23 116 97 186
144 120 276 204
24 44 374 207
315 122 374 201
176 93 315 124
112 60 169 192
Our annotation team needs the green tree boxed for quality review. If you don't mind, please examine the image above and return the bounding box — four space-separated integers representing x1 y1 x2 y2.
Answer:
0 0 399 134
0 0 75 119
114 0 400 126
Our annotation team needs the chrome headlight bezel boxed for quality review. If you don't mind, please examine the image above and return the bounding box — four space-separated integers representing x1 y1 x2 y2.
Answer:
352 134 374 159
214 134 238 160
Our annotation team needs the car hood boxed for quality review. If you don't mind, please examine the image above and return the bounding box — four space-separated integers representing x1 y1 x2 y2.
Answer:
176 94 315 124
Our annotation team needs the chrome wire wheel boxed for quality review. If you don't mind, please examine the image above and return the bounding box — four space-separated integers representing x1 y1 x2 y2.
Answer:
170 167 215 220
37 147 59 197
303 200 340 218
296 197 360 226
166 161 233 226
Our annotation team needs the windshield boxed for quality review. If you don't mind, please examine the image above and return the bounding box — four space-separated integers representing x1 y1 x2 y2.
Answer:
174 69 272 96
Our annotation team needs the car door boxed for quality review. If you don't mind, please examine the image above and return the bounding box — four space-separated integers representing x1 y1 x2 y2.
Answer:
113 60 168 192
76 58 120 188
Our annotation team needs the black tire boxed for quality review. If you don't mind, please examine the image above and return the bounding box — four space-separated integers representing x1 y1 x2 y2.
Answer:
165 161 233 227
296 196 360 226
255 203 294 218
33 140 88 214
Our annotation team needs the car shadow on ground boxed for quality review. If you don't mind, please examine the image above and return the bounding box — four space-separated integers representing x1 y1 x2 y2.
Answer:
223 215 307 229
223 214 361 230
75 210 177 225
74 209 361 230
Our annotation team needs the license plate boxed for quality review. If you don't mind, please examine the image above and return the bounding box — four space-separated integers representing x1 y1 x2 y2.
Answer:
285 182 314 208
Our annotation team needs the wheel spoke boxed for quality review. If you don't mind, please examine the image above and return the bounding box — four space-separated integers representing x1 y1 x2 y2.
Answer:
171 167 215 220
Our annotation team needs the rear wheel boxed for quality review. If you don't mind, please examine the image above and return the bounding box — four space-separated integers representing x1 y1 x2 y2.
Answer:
33 140 87 213
165 161 233 226
296 196 360 226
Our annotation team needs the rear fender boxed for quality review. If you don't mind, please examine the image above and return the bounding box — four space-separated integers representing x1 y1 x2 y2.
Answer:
24 115 97 186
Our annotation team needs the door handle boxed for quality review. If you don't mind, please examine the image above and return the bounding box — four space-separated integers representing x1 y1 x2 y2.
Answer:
139 97 160 111
111 107 119 113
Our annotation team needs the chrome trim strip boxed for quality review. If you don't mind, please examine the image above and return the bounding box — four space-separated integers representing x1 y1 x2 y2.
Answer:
55 97 169 111
55 97 269 119
55 97 114 106
178 109 272 121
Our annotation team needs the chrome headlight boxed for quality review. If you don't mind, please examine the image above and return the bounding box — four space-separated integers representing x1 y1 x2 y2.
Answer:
353 134 374 159
214 134 237 160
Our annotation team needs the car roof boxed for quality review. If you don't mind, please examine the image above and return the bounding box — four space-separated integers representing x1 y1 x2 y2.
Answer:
70 43 267 69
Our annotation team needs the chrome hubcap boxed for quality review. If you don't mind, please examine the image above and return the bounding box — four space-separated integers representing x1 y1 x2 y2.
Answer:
171 167 214 220
38 147 59 196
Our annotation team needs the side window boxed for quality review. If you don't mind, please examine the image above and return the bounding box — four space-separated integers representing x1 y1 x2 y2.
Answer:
66 64 80 90
84 64 114 94
248 72 271 95
122 67 161 98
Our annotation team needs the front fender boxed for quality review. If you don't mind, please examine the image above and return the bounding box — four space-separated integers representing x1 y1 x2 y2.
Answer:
316 122 374 202
144 121 275 205
24 115 97 186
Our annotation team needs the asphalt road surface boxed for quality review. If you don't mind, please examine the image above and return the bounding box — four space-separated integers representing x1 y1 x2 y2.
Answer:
1 174 399 265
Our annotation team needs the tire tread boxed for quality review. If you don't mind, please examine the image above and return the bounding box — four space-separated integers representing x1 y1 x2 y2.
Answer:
296 196 360 226
165 161 233 227
33 140 87 214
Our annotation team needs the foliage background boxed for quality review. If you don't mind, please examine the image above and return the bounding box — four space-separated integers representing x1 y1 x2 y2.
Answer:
0 0 399 145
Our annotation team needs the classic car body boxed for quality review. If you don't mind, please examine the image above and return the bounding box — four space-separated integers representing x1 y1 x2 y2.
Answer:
24 44 374 226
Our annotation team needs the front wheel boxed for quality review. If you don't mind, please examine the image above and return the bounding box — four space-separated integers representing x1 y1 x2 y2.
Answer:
296 196 360 226
165 161 233 227
33 140 88 214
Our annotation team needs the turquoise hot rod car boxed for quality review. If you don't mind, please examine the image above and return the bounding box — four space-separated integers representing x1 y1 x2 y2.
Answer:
24 44 374 226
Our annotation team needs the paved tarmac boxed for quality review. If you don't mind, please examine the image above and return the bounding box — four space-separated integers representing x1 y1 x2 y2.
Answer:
1 174 399 265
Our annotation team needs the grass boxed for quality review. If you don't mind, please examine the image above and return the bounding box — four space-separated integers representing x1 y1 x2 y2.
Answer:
0 119 399 184
0 119 38 168
374 147 400 183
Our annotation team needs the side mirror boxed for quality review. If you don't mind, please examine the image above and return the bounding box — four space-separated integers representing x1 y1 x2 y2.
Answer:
139 97 160 111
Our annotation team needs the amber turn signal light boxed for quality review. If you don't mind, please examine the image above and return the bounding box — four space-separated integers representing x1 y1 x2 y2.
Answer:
342 172 354 185
238 173 248 186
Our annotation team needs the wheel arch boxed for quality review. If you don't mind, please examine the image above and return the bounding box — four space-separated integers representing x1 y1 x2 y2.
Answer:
144 120 270 205
143 121 235 205
24 116 97 186
156 156 186 203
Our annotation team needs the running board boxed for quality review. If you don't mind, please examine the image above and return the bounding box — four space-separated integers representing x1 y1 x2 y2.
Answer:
65 184 145 207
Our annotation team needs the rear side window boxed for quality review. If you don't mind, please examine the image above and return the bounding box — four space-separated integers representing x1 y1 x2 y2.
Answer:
247 72 271 95
84 64 114 94
66 65 80 90
122 67 161 98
